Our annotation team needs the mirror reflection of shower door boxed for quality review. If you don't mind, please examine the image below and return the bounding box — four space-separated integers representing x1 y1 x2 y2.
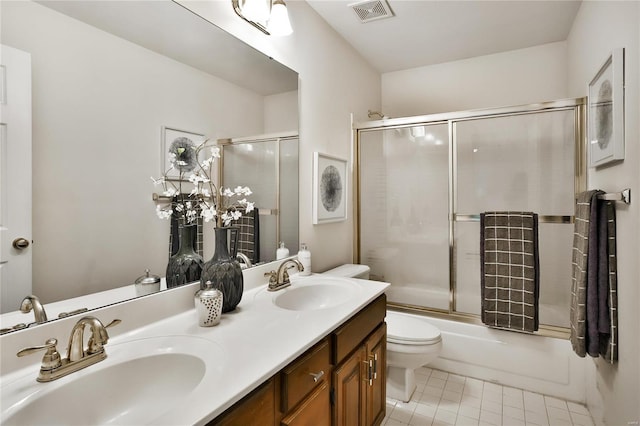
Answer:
223 141 278 262
222 136 299 264
359 124 450 311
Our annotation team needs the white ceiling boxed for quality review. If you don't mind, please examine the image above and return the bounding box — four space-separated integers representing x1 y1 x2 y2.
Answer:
306 0 582 73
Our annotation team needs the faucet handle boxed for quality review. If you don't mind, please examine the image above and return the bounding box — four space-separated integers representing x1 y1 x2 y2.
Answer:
17 338 62 370
87 318 121 354
104 318 122 329
264 270 277 286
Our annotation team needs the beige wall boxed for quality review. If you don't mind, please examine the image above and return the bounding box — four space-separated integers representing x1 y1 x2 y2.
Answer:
566 2 640 424
179 0 382 273
381 41 568 117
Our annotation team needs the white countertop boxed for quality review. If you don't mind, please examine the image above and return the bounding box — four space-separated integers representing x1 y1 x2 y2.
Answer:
0 274 389 425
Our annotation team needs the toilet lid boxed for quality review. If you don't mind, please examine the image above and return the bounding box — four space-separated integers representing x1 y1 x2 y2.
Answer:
387 311 442 345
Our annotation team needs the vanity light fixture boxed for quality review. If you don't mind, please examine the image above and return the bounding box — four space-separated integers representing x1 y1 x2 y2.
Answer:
232 0 293 36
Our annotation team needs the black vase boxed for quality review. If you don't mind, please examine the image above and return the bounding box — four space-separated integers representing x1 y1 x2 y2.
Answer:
166 222 203 288
201 227 243 312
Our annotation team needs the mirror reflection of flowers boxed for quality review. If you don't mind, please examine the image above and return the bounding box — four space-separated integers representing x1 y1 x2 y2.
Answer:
151 137 254 227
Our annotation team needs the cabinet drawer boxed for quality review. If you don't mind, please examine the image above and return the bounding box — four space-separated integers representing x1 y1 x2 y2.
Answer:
281 338 331 412
281 380 330 426
332 294 386 365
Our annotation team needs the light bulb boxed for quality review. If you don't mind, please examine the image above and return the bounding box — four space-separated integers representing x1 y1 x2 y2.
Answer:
268 0 293 36
242 0 270 24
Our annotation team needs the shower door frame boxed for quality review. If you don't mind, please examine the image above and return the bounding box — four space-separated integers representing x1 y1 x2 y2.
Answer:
353 98 586 338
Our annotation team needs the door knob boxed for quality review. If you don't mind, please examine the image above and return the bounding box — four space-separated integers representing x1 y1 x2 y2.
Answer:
12 238 30 250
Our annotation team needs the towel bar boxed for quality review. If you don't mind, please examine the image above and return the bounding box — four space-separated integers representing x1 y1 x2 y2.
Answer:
597 188 631 204
454 214 573 224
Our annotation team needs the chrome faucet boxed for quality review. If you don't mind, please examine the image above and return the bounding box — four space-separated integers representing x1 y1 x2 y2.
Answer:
16 316 121 382
236 252 253 269
264 259 304 291
20 295 48 324
66 316 117 362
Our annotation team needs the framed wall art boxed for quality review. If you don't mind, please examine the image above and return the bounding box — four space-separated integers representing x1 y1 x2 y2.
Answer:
161 126 206 180
588 48 625 168
313 152 347 224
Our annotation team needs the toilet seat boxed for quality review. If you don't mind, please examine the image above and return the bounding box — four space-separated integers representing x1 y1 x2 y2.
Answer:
387 311 442 346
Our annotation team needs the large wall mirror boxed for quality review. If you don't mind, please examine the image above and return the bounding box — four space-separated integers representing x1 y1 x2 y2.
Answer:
0 0 299 328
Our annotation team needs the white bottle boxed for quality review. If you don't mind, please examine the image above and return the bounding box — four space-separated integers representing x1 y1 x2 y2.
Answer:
297 243 311 276
276 241 289 260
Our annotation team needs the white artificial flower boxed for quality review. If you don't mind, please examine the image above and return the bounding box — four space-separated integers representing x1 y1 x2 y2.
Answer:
185 209 197 223
245 201 255 213
211 147 221 158
167 152 177 164
162 188 178 197
188 173 209 184
221 212 232 226
175 204 184 212
201 157 213 168
156 205 172 220
222 188 235 197
202 188 211 198
232 211 242 221
201 206 216 222
150 176 165 186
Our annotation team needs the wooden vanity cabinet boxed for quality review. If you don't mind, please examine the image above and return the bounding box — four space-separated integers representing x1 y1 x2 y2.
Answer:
332 295 387 426
209 294 386 426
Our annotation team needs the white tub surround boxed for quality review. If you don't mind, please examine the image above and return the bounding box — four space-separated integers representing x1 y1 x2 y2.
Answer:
0 271 389 425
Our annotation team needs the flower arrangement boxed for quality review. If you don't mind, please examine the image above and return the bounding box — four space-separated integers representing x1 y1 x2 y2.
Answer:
151 137 254 227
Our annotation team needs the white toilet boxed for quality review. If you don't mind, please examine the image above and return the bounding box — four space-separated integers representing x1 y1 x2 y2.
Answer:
323 264 443 402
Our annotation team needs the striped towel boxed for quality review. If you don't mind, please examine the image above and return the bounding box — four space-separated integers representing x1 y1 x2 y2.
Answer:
229 208 260 264
480 212 540 333
570 190 618 362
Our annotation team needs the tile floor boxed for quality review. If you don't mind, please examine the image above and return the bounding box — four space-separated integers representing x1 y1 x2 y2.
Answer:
383 367 595 426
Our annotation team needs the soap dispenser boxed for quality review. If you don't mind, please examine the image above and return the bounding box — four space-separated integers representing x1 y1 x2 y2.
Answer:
276 241 289 260
297 243 311 276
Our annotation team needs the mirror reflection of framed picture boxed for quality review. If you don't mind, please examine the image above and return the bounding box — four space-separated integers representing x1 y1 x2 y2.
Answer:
313 152 347 224
588 48 625 168
161 126 206 180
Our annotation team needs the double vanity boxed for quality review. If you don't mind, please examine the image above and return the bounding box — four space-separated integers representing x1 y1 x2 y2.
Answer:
0 263 389 425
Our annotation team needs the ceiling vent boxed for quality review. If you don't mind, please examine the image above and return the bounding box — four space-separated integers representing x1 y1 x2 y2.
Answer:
349 0 394 23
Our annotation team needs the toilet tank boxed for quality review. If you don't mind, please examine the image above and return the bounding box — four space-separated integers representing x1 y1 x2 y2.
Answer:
323 264 370 280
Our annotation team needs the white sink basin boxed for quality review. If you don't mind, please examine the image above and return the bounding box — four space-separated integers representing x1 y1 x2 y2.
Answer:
273 277 360 311
1 335 225 425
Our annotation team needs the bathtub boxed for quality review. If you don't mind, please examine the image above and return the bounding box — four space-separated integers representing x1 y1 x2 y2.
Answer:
388 310 589 403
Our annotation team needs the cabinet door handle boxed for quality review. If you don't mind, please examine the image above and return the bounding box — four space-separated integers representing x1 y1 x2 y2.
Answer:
309 370 325 383
371 353 378 380
363 359 373 386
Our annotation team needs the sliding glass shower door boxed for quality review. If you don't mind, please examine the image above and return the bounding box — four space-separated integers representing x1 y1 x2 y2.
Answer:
356 99 584 331
453 110 577 328
359 123 450 311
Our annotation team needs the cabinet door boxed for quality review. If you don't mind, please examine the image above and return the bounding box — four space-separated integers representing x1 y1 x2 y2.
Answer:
210 378 275 426
333 346 367 426
281 380 330 426
365 323 387 426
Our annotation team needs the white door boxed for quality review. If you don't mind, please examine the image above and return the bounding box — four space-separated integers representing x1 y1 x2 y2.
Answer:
0 44 32 313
